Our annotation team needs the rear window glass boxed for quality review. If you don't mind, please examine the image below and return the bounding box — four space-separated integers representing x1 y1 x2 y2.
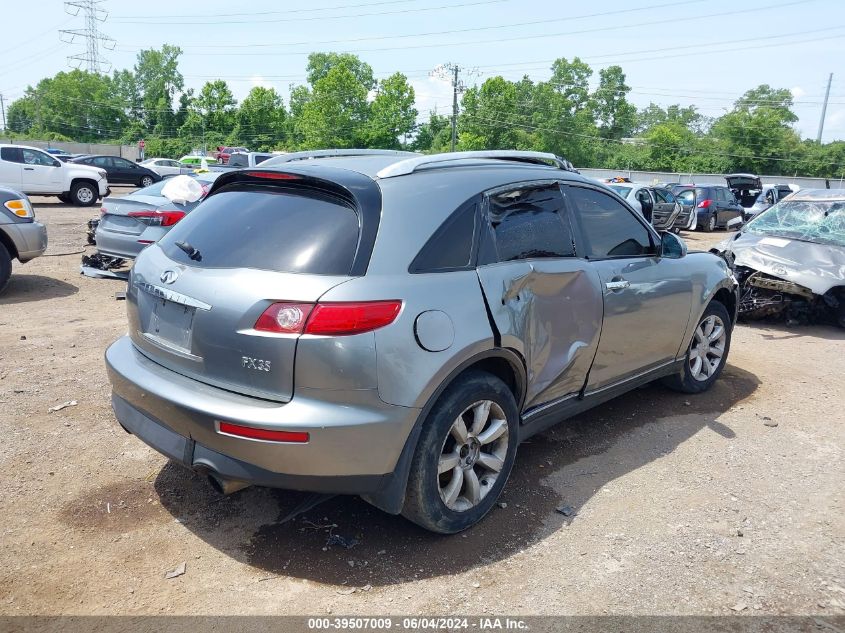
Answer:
159 186 359 275
608 185 632 197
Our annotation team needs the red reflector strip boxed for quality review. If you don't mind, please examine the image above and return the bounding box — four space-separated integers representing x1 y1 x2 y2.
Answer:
244 170 301 180
218 421 309 443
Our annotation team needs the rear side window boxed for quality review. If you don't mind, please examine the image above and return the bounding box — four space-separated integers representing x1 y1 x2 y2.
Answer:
486 185 575 261
159 186 359 275
1 147 24 163
566 186 655 258
410 199 478 273
677 190 695 205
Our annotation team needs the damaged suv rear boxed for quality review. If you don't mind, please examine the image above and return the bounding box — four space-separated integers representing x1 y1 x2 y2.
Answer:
713 189 845 327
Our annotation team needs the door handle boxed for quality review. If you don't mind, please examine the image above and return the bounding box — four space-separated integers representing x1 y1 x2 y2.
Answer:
605 279 630 291
24 167 34 171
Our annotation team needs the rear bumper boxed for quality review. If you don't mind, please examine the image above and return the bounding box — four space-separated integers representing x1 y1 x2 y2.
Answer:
105 336 420 490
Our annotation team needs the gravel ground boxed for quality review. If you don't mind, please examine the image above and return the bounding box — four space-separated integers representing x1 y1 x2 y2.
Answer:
1 194 843 617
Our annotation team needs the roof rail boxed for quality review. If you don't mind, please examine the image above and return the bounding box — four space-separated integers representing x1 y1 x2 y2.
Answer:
262 149 419 166
376 150 573 179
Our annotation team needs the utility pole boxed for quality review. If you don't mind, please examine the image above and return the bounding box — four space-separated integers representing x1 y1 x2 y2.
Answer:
0 93 6 134
817 72 833 143
59 0 116 73
430 63 478 152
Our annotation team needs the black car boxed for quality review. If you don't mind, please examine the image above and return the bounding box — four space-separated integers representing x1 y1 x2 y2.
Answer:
671 184 744 232
70 155 161 188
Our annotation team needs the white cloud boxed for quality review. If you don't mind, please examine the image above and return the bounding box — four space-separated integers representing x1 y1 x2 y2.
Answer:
790 86 806 99
409 75 455 122
250 75 273 90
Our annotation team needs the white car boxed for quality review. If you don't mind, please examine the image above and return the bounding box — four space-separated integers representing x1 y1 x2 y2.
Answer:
0 144 108 206
604 182 683 231
140 158 193 178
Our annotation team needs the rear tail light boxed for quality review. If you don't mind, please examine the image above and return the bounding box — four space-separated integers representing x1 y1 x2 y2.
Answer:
218 421 309 443
127 209 186 226
254 300 402 336
696 199 713 209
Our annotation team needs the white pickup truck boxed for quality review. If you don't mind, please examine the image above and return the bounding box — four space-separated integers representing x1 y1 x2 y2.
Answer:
0 144 109 206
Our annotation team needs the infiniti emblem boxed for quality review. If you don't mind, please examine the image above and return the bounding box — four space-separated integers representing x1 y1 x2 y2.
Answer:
160 269 180 284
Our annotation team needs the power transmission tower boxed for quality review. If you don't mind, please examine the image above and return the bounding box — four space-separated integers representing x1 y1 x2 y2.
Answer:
817 72 833 143
431 63 479 152
60 0 115 74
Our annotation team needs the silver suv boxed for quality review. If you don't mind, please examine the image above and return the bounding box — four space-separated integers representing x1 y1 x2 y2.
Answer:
106 150 738 533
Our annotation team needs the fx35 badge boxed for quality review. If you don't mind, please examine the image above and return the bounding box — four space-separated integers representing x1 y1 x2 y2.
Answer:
242 356 272 372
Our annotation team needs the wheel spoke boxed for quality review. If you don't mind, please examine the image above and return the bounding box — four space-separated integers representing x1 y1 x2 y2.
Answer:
464 468 481 505
441 467 463 507
477 418 507 445
703 317 715 338
470 400 492 436
708 344 724 358
702 357 713 377
450 417 468 444
438 452 460 475
708 324 724 342
477 452 504 472
690 356 703 378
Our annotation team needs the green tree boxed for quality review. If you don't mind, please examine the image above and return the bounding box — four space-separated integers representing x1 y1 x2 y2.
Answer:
365 73 417 148
710 84 801 174
295 63 370 148
306 52 375 89
133 44 184 135
591 66 637 140
235 86 286 150
411 112 451 152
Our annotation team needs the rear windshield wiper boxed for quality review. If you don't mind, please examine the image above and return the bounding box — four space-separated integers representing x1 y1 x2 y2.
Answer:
175 240 202 261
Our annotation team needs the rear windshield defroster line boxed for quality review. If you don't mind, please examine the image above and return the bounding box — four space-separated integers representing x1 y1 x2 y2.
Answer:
158 185 360 275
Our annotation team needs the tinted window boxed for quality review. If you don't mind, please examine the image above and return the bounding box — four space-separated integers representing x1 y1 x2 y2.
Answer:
113 158 134 169
159 186 360 275
254 154 271 165
567 186 654 258
410 199 477 272
654 188 675 203
695 188 710 201
228 154 247 166
93 157 112 168
487 185 575 261
635 189 652 205
1 147 24 163
608 185 632 197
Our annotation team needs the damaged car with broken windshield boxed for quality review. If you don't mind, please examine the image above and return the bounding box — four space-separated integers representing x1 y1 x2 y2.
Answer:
712 189 845 328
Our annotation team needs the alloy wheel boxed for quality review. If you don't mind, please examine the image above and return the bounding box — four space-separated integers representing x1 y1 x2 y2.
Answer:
438 400 509 512
689 315 726 381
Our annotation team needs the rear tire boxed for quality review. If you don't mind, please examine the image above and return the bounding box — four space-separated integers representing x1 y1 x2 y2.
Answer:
663 301 732 394
70 181 97 207
0 243 11 294
402 371 519 534
702 213 716 232
140 175 154 188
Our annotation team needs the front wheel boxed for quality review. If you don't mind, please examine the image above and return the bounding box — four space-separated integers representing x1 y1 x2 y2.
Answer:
70 181 97 207
402 371 519 534
140 175 154 188
0 243 11 294
663 301 732 394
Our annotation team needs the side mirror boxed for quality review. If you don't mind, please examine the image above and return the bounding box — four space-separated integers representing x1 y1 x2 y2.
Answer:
660 231 687 259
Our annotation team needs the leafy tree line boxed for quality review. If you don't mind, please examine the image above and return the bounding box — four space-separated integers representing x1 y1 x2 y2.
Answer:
6 46 845 177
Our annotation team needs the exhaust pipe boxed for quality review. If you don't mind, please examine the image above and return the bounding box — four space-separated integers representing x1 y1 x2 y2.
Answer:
207 472 251 495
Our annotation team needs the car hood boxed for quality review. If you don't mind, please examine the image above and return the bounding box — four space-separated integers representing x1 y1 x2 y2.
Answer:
70 163 108 177
716 231 845 295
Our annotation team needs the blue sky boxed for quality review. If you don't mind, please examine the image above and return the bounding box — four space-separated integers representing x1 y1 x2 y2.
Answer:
2 0 844 142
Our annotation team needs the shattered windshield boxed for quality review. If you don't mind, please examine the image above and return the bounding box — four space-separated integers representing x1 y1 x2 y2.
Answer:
745 199 845 247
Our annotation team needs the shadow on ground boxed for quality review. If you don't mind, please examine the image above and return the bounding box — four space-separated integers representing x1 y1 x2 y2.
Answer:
740 321 845 342
132 365 759 587
0 274 78 304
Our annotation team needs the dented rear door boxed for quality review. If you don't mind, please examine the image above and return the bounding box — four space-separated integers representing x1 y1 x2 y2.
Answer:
476 183 603 411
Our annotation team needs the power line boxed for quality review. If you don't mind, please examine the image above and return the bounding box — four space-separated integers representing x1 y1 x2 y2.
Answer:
110 0 509 26
118 0 705 50
59 0 116 73
431 63 478 152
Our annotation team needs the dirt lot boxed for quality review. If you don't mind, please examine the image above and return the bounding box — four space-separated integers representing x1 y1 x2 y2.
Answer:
1 193 843 617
